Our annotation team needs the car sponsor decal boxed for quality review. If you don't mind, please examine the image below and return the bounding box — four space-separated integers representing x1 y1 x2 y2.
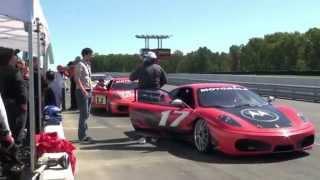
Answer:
118 91 134 98
95 95 106 104
221 106 292 128
159 110 190 127
200 86 248 92
240 109 279 122
115 79 131 83
130 109 161 128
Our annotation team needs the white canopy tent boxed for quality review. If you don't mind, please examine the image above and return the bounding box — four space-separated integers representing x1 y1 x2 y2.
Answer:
0 0 54 65
0 0 54 174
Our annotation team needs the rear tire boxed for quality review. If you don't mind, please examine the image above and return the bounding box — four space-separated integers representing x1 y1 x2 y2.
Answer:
193 119 211 153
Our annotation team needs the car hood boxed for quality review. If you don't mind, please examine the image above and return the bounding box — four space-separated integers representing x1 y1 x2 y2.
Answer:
218 105 293 129
112 90 135 99
93 86 107 91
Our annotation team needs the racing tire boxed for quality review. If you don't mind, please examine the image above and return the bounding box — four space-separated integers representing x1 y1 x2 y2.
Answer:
193 119 212 153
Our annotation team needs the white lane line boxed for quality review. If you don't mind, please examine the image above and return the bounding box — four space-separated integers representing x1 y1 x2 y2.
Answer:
113 124 132 128
315 134 320 146
101 155 176 167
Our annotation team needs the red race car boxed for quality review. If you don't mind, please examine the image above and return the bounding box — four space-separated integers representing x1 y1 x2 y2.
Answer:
92 77 138 114
129 83 315 155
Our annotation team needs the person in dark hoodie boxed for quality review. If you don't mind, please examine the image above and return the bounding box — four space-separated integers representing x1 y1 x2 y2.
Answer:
0 94 25 173
0 47 26 172
0 47 27 146
44 71 57 106
0 94 12 143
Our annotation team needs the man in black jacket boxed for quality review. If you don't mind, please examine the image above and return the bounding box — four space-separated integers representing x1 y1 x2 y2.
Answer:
130 51 167 89
129 51 167 144
130 51 168 103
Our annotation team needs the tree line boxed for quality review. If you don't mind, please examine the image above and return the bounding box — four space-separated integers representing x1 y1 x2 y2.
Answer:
92 27 320 74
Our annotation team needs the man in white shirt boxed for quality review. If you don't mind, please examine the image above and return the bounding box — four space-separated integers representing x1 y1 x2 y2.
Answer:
74 48 94 143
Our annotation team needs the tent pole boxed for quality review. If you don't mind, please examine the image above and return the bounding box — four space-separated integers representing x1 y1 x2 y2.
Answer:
27 21 36 172
36 18 42 132
43 41 48 73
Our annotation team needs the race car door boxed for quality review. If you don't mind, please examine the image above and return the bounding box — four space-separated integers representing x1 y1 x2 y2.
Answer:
130 89 195 133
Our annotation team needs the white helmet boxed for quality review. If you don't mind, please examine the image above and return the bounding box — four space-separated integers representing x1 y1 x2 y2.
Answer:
143 51 157 62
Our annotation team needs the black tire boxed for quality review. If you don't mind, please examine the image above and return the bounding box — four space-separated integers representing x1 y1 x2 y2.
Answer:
193 119 212 153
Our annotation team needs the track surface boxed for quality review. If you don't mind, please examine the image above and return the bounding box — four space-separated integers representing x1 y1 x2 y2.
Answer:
63 85 320 180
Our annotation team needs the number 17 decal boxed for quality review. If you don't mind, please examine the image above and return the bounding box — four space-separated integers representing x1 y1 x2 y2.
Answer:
159 110 190 127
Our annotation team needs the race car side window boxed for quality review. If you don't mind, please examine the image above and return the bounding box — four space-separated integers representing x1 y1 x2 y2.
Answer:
173 87 195 109
137 89 172 105
106 80 113 90
169 88 179 99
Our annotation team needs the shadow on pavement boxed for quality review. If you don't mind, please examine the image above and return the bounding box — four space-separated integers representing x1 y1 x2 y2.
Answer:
90 109 128 118
166 140 310 164
93 138 132 144
79 131 310 164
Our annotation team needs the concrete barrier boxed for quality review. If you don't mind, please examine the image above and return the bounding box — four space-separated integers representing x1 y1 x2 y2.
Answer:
95 72 320 102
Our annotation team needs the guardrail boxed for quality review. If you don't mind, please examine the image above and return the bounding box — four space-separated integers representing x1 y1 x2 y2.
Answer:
95 72 320 102
168 76 320 102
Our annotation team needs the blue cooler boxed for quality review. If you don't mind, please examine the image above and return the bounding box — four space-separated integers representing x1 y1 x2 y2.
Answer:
43 106 62 125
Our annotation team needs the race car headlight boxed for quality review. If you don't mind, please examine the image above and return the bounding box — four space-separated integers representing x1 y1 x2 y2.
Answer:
218 115 241 127
297 113 308 122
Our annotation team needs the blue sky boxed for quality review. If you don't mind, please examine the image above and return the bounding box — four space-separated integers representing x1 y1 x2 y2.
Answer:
41 0 320 68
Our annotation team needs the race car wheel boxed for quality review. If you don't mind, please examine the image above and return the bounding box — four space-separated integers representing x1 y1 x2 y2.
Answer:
194 119 211 153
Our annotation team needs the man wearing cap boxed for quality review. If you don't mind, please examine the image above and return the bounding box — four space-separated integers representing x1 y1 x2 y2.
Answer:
74 48 94 143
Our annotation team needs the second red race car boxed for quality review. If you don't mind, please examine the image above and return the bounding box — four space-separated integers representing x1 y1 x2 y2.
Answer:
92 77 138 114
129 83 315 155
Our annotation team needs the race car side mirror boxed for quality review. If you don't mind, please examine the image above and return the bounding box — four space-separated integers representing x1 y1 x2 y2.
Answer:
267 96 275 103
171 99 186 108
